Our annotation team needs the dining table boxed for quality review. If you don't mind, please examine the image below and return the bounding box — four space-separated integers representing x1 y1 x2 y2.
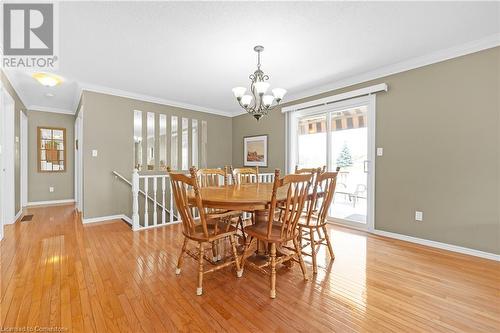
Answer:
187 182 321 257
187 182 291 258
187 183 288 224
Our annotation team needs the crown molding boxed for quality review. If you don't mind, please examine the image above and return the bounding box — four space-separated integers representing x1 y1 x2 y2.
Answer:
79 82 234 118
28 105 75 115
283 33 500 106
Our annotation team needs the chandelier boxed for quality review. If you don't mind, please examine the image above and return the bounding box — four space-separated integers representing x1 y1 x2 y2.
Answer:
232 45 287 121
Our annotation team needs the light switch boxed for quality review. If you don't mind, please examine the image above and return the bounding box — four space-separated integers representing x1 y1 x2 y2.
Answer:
415 211 423 221
49 187 54 193
377 147 384 156
92 149 98 157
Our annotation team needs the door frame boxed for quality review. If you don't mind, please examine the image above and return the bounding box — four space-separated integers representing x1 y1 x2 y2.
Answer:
20 110 28 207
0 85 16 230
286 94 376 231
75 109 84 212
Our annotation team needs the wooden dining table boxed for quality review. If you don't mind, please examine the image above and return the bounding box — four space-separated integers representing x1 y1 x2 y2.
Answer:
188 183 290 258
188 183 288 224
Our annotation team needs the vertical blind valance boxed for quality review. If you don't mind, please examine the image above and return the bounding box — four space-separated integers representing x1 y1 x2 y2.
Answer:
281 83 388 114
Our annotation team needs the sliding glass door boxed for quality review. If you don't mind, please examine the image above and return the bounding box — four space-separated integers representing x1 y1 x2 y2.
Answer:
289 95 375 230
329 106 368 224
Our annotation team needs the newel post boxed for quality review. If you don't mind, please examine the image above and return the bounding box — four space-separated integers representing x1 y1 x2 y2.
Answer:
132 169 140 231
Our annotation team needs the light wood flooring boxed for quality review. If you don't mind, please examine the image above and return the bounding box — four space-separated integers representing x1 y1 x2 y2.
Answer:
1 204 499 332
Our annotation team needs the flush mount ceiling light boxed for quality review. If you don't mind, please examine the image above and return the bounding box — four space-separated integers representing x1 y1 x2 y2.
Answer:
232 45 287 121
32 72 63 87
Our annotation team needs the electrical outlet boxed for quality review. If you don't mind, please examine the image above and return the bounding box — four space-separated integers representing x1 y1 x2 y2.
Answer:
415 211 423 221
92 149 98 157
377 147 384 156
49 187 54 193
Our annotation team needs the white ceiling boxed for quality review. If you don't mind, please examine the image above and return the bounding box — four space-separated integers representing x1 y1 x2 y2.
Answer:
5 1 500 116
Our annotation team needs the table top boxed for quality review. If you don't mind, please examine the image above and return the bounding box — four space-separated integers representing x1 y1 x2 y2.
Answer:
188 183 288 210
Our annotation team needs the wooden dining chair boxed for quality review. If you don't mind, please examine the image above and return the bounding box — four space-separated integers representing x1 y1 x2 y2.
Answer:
232 166 259 184
240 169 312 299
297 170 339 274
197 168 246 253
229 166 261 227
197 168 228 187
169 167 243 296
294 165 326 175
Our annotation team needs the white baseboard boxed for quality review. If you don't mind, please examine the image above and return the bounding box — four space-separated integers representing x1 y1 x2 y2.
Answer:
121 215 132 225
13 210 23 223
82 214 132 225
372 229 500 262
26 199 75 207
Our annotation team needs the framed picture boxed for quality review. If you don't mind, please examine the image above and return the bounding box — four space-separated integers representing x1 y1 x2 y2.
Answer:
244 135 268 167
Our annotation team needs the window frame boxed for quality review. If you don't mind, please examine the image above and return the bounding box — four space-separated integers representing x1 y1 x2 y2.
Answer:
37 126 67 173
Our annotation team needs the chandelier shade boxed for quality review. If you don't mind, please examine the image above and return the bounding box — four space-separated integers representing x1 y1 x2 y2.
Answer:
232 45 287 121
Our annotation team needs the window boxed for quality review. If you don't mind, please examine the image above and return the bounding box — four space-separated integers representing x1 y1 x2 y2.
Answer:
192 119 198 168
38 127 66 172
171 116 178 170
201 120 207 168
147 112 155 170
296 115 327 169
181 118 189 170
159 114 167 170
133 110 143 170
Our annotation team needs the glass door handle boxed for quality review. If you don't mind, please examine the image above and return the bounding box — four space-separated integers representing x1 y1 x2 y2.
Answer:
364 160 369 173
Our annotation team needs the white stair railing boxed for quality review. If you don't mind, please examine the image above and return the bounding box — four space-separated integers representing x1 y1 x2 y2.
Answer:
127 169 276 231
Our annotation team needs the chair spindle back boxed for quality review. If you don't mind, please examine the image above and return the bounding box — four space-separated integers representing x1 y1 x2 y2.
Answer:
233 166 259 184
197 168 228 187
268 169 312 240
307 171 339 226
169 167 210 238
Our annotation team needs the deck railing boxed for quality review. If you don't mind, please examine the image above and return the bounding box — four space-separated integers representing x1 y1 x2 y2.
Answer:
128 169 275 231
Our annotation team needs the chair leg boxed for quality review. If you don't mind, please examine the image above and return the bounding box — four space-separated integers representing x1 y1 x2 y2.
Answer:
298 226 303 249
229 235 243 277
310 227 318 274
197 242 204 296
270 243 277 299
293 237 308 281
240 237 254 269
322 225 335 260
176 237 188 275
211 241 218 262
238 216 246 243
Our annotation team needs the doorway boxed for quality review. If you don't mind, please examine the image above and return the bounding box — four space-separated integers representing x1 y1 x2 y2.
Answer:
0 85 16 239
21 110 28 207
288 95 375 230
75 109 84 212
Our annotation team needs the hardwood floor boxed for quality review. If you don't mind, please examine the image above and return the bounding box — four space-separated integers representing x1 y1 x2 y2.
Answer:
1 204 499 332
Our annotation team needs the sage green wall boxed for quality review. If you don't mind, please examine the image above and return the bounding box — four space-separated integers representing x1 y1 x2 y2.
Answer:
232 47 500 254
1 71 26 214
81 91 233 219
27 111 75 202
